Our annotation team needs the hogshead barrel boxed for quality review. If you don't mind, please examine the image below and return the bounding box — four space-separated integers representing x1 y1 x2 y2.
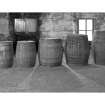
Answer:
39 38 63 66
0 41 13 68
16 41 36 67
65 34 90 65
93 31 105 65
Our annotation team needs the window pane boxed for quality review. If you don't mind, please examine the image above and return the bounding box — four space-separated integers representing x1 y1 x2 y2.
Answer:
79 31 86 35
15 19 25 32
87 31 92 41
25 19 37 32
79 19 86 30
87 19 92 30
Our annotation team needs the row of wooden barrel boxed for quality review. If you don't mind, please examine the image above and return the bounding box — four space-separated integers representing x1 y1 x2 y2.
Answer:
0 31 105 68
0 35 89 68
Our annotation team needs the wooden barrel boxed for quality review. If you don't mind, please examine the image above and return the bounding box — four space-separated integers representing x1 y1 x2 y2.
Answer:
16 41 36 67
0 41 13 68
39 38 63 66
93 31 105 65
65 35 90 65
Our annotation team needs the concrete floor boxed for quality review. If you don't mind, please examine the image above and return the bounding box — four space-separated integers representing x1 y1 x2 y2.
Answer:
0 53 105 92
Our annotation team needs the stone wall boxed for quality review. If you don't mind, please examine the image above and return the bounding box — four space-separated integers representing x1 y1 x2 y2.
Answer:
0 12 105 41
0 13 10 40
40 12 105 39
74 12 105 31
40 13 77 39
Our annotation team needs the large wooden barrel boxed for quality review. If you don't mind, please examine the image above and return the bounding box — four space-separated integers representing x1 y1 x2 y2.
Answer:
16 41 36 67
0 41 14 68
65 35 90 65
93 31 105 65
39 38 63 66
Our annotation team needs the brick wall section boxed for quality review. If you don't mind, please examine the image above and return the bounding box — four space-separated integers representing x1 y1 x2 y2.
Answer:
40 12 105 39
40 13 77 39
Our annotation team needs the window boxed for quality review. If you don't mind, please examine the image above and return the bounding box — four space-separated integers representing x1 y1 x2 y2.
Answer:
79 19 93 41
14 18 37 32
15 19 25 32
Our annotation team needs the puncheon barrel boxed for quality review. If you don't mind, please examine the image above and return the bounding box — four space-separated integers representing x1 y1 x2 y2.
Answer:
39 38 63 66
16 40 36 67
0 41 14 68
65 34 90 65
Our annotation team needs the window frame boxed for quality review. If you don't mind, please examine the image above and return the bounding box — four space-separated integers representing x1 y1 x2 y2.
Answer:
14 18 37 33
78 18 94 41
